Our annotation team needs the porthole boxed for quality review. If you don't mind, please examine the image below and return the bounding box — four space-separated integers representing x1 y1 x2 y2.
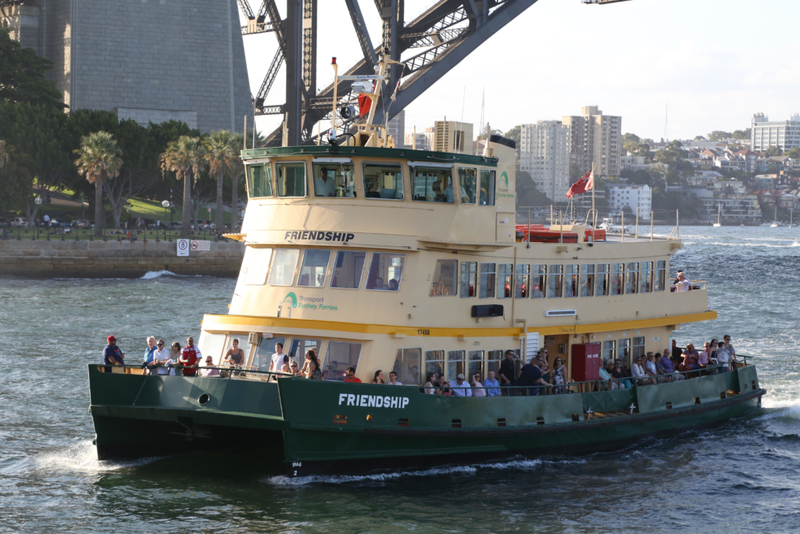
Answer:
198 393 211 405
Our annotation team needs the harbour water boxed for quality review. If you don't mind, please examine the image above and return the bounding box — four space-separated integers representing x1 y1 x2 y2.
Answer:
1 226 799 533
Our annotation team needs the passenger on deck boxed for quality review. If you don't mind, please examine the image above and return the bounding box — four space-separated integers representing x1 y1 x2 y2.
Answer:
434 374 447 394
224 338 245 368
388 279 399 291
671 340 683 366
424 373 436 394
708 338 719 367
302 349 322 379
484 371 501 397
471 373 486 397
671 271 691 292
598 359 619 390
631 356 654 385
103 335 125 366
499 350 517 395
166 342 181 376
518 357 547 395
644 353 659 382
279 355 292 374
451 374 472 397
179 337 201 376
270 342 287 373
538 349 551 390
657 352 684 381
441 382 453 396
199 356 220 377
678 344 699 374
387 371 402 385
344 367 362 383
697 343 711 371
552 357 567 394
716 342 731 372
372 370 386 384
290 361 301 376
152 340 171 375
610 360 631 388
143 336 157 373
723 335 736 364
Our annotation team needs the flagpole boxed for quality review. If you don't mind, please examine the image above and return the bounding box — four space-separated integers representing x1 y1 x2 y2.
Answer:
591 163 597 232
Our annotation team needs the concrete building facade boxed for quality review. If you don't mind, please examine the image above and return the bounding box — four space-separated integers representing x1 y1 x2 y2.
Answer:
405 127 434 151
751 113 800 152
608 185 652 220
387 110 405 149
562 105 622 178
433 120 473 154
519 120 571 202
1 0 253 133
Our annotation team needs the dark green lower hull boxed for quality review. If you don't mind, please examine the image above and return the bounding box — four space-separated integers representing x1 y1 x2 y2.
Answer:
87 364 765 476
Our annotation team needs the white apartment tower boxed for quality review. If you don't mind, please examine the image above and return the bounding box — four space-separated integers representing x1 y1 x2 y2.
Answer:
562 106 622 178
751 113 800 151
608 185 652 220
519 121 571 202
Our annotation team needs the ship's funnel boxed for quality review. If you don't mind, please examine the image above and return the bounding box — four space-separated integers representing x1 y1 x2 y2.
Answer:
484 135 516 241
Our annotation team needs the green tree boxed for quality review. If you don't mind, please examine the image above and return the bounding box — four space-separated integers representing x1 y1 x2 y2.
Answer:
74 131 123 235
0 140 30 213
515 170 552 207
693 135 707 141
732 129 751 140
204 130 238 231
622 133 641 155
708 131 732 142
0 28 65 109
503 125 521 146
765 146 783 157
160 136 207 238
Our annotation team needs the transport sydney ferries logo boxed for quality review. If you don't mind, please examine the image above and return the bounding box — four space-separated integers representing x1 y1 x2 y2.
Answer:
282 291 339 312
497 171 514 200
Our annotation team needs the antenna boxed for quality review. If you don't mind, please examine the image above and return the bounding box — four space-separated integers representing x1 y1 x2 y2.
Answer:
460 86 466 126
663 102 669 143
479 88 485 140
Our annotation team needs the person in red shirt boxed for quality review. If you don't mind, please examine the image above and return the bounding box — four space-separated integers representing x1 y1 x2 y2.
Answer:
344 367 361 383
179 336 201 376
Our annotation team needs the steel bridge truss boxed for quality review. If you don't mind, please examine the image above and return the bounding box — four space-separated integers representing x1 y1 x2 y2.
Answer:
237 0 540 145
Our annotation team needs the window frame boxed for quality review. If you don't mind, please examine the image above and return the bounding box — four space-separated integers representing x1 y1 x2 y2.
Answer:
268 248 300 287
409 163 455 203
457 167 478 205
580 264 595 297
392 347 422 386
243 246 273 286
430 259 458 297
330 250 367 290
246 162 274 199
275 161 308 198
565 264 579 298
447 350 466 382
297 249 332 288
312 159 357 198
460 261 477 299
479 262 496 299
611 262 625 296
479 169 496 206
655 260 667 291
515 263 530 298
548 264 563 298
361 161 405 201
425 349 445 380
596 263 610 296
497 263 513 299
626 262 639 294
365 252 406 291
532 264 547 299
640 261 653 293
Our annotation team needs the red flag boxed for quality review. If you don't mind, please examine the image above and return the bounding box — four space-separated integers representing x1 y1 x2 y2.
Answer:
358 94 372 117
566 170 594 199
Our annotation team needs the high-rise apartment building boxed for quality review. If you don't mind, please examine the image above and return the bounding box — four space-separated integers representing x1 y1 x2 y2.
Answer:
608 185 652 220
562 106 622 178
519 121 571 202
387 110 405 148
405 127 434 151
751 113 800 151
433 121 474 154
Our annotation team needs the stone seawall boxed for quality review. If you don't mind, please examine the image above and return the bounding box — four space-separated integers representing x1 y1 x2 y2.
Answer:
0 239 244 278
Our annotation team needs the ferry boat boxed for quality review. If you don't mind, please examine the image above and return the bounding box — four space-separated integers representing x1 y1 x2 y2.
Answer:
88 55 765 477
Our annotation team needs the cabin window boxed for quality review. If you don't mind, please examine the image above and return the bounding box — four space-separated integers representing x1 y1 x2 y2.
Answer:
246 163 273 198
312 161 356 198
331 251 366 289
596 264 610 296
479 263 496 298
531 264 547 298
458 167 478 204
323 342 363 381
626 262 639 294
487 350 503 375
548 264 563 298
252 336 287 372
289 339 322 366
655 260 667 291
411 165 454 203
469 350 485 380
611 263 625 295
243 247 272 286
633 336 646 361
618 338 631 364
198 332 226 365
498 263 513 299
460 261 477 298
297 249 331 287
565 264 579 298
393 348 422 385
224 335 252 368
603 340 616 362
276 162 306 197
366 253 405 291
640 261 653 293
580 264 595 297
447 350 466 381
268 248 300 286
362 162 404 200
515 264 530 298
425 350 445 379
430 259 458 296
479 169 496 206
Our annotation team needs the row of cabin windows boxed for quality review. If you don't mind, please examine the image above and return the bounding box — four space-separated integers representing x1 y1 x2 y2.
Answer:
430 260 668 298
393 348 520 386
602 337 646 367
246 161 497 206
243 247 405 291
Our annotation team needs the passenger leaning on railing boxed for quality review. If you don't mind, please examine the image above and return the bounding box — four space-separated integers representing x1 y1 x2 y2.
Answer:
471 373 486 397
103 335 125 366
152 340 171 375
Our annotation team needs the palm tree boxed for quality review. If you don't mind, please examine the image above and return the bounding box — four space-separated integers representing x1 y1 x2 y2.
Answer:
160 136 206 239
204 130 237 232
74 131 123 236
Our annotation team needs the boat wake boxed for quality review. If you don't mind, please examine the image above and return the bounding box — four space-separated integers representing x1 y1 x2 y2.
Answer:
140 270 180 280
35 440 159 473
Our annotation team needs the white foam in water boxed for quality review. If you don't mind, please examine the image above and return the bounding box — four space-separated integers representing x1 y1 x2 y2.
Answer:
35 440 158 473
140 270 179 280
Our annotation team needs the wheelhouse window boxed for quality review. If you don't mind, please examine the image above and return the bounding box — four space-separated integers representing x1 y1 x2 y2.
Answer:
457 167 478 204
626 262 639 294
487 350 503 375
532 264 546 298
548 264 563 298
243 247 272 286
460 261 477 298
611 263 625 295
366 253 405 291
580 264 595 297
331 251 366 289
312 160 356 198
640 261 653 293
425 350 444 379
323 342 362 381
655 260 667 291
393 348 422 385
479 169 496 206
596 264 610 296
603 340 616 362
276 162 306 197
515 264 530 298
297 249 331 287
268 248 299 286
430 259 458 296
498 263 512 299
565 264 579 298
252 336 287 372
246 163 273 198
411 164 454 203
362 162 404 200
479 263 496 298
469 350 484 380
447 350 465 382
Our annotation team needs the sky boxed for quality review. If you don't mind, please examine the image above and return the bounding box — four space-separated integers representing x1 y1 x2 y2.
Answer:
241 0 800 141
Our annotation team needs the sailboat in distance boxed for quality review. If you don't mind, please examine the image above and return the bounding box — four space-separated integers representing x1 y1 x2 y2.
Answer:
713 203 722 227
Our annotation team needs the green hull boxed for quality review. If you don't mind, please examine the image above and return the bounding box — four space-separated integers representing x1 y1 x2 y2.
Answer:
88 365 765 476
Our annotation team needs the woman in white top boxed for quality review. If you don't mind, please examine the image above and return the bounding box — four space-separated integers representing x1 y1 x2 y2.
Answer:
423 372 436 394
631 356 655 385
471 373 486 397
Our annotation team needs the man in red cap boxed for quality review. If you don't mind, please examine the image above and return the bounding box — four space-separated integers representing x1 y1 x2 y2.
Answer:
103 335 125 366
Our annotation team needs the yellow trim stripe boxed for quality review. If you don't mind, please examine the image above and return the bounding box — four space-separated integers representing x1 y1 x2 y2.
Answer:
202 311 717 338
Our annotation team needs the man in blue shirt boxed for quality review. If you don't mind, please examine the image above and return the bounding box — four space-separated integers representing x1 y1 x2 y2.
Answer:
484 370 501 396
143 336 157 371
103 335 125 365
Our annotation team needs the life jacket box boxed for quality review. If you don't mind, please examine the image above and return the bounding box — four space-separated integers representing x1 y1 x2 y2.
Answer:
572 343 601 382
